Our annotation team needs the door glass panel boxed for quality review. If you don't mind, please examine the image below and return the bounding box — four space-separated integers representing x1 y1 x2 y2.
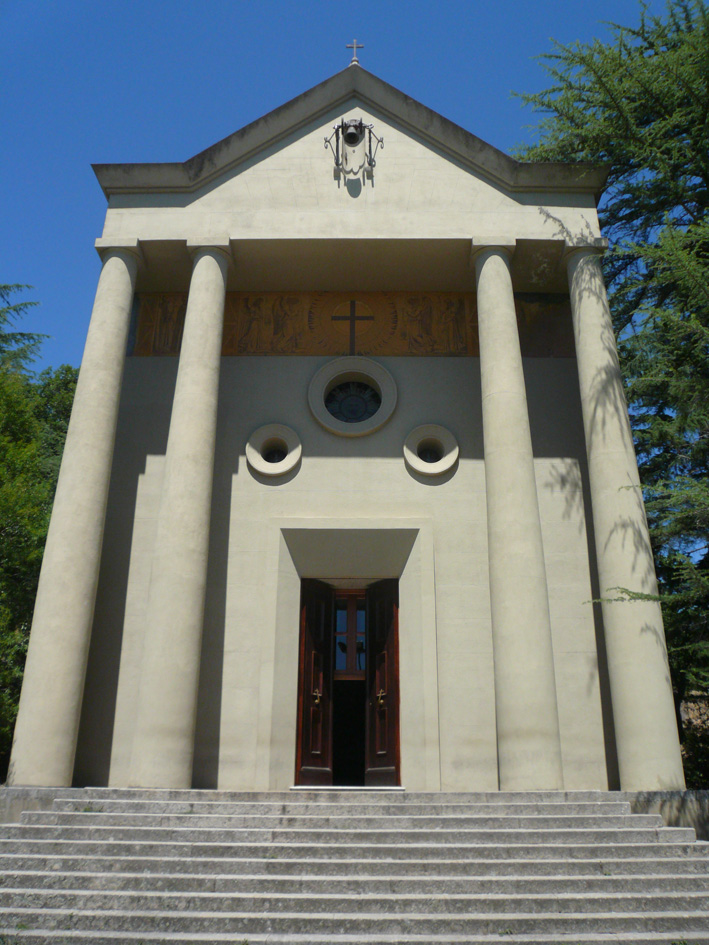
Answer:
335 637 348 671
355 602 366 670
356 635 366 670
334 593 366 678
335 601 348 634
356 601 365 632
335 600 348 671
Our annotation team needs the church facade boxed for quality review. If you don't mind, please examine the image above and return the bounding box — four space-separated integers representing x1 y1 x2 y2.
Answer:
8 66 685 793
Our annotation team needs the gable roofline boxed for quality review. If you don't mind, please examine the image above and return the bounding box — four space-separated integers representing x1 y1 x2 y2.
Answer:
92 66 609 200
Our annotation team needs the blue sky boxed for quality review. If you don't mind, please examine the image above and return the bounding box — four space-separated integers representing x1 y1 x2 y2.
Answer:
3 0 669 370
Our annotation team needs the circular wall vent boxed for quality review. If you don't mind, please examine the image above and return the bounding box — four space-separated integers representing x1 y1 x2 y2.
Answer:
403 424 459 477
246 424 302 477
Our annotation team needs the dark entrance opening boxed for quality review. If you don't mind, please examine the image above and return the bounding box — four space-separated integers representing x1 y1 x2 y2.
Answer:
331 590 366 786
332 680 366 785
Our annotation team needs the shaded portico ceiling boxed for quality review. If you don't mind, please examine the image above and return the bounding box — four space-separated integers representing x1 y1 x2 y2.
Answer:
133 237 575 295
92 66 608 200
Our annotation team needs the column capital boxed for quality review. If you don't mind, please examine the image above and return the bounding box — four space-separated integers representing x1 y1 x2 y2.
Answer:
94 237 145 267
469 238 517 269
562 237 608 265
186 237 234 268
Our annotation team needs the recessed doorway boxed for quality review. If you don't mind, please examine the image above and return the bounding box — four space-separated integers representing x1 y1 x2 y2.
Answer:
295 579 400 787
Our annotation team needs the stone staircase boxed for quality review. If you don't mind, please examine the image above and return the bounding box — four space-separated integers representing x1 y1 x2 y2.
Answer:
0 789 708 943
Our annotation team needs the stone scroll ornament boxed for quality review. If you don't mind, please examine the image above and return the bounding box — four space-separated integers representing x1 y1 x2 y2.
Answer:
133 292 574 358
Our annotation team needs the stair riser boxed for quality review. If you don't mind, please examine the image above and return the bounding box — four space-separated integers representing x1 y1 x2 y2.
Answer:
4 826 692 844
1 854 707 876
3 890 709 915
24 813 663 830
5 936 709 945
3 872 709 894
53 790 626 803
2 908 709 934
51 800 633 816
0 840 703 859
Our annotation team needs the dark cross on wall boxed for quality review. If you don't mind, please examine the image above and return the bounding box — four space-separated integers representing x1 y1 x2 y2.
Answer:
332 300 374 354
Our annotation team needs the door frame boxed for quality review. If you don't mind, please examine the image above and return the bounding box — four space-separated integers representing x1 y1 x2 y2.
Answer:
294 579 401 787
265 522 441 792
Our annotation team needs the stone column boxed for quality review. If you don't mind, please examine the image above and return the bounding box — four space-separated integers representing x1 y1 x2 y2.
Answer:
566 245 685 790
473 241 564 791
8 244 140 786
129 242 231 789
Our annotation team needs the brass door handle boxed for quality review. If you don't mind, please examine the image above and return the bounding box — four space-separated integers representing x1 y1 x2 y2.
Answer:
376 689 386 706
312 688 322 706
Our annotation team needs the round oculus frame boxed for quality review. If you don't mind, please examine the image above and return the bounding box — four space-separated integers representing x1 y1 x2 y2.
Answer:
403 424 459 477
245 424 302 477
308 357 397 437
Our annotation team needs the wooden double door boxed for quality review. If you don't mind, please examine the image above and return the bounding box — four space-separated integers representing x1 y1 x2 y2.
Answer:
295 579 400 786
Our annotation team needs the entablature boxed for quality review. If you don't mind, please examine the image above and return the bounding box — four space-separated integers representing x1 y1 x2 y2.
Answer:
95 236 603 296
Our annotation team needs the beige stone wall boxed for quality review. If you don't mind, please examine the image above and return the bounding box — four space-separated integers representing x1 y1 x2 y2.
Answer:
73 355 610 792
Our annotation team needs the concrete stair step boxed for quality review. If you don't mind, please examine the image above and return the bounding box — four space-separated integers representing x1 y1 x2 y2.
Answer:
3 869 709 894
1 852 707 876
0 838 704 859
51 798 634 816
4 824 694 844
2 905 709 935
54 788 631 804
22 811 664 830
6 934 709 945
3 888 709 915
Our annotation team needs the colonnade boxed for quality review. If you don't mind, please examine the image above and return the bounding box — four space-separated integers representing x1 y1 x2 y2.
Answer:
7 238 685 791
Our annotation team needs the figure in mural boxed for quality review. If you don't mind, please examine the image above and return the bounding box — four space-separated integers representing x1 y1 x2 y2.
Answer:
272 295 306 353
237 295 272 354
134 295 185 355
403 296 435 354
437 296 467 354
155 296 185 355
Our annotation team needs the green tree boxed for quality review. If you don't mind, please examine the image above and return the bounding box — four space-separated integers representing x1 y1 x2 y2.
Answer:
0 285 43 370
517 0 709 783
0 286 77 779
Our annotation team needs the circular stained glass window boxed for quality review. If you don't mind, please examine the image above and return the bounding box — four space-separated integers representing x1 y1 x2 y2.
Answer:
308 357 397 437
325 381 381 423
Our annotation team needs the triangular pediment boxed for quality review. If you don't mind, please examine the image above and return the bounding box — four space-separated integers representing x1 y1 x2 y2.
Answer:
93 67 606 199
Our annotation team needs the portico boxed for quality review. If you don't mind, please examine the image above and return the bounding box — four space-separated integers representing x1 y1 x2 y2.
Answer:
8 65 685 794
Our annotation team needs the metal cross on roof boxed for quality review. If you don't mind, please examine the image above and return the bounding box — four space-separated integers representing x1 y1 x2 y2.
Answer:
346 39 364 65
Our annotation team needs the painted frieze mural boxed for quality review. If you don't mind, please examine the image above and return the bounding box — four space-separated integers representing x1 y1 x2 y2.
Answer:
133 293 187 357
132 292 574 358
222 293 473 357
